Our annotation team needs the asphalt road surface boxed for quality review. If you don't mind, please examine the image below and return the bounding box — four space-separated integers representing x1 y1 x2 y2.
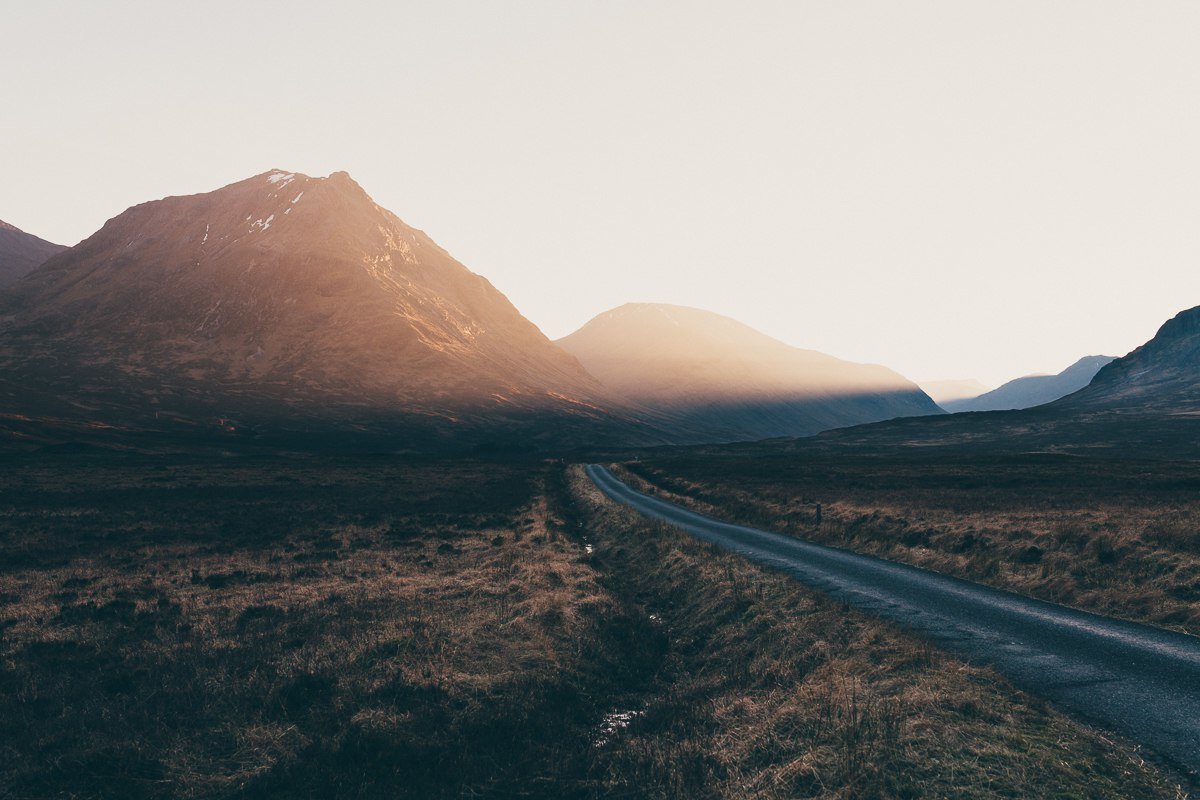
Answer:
587 464 1200 784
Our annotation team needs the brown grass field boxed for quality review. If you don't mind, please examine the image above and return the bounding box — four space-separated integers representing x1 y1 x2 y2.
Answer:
0 453 1187 798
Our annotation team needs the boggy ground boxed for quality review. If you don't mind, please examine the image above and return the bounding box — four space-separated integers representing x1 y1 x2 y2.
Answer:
0 453 1185 798
0 454 648 799
619 449 1200 636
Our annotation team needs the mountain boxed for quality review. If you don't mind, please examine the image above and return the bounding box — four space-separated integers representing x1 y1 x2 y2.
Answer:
556 303 942 443
0 170 656 451
758 305 1200 460
1056 306 1200 413
0 220 66 289
920 379 990 407
943 356 1115 413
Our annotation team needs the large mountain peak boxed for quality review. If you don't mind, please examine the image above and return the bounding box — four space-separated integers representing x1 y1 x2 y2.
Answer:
0 170 643 450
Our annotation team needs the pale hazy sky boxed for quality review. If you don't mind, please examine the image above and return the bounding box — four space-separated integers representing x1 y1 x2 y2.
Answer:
5 1 1200 386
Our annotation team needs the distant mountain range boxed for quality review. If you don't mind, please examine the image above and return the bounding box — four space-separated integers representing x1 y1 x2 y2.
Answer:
942 356 1115 413
557 303 942 443
797 307 1200 459
1 169 1196 454
0 220 65 289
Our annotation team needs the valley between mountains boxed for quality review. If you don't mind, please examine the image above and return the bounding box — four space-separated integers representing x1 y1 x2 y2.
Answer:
3 169 1199 798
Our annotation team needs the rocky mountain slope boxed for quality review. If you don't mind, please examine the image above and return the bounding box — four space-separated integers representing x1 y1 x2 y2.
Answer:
557 303 942 443
1056 306 1200 413
0 220 65 289
943 356 1115 412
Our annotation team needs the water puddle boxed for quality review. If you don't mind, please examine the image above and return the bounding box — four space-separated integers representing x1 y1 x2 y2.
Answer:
593 708 644 747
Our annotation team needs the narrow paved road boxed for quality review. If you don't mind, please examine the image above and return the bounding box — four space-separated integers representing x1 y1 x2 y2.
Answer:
587 464 1200 784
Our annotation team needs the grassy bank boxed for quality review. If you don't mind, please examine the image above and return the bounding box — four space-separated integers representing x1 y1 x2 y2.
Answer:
570 466 1181 799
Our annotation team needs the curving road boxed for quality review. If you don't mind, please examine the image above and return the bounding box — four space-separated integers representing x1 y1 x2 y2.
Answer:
587 464 1200 784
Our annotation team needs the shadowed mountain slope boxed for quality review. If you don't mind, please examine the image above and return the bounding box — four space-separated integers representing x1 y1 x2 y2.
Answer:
557 303 942 443
0 220 65 290
944 356 1115 413
1058 306 1200 413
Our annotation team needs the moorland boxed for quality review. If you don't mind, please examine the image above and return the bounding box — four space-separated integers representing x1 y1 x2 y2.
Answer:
0 452 1187 799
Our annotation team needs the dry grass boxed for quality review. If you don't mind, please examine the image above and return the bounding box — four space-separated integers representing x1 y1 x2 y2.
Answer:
0 453 1187 798
618 454 1200 635
0 455 645 799
572 466 1185 799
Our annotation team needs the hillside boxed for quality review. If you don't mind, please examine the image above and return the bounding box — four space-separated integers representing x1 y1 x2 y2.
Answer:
557 303 942 443
0 219 65 289
1059 306 1200 412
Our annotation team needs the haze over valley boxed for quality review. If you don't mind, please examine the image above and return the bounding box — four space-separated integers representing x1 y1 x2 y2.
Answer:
938 355 1115 413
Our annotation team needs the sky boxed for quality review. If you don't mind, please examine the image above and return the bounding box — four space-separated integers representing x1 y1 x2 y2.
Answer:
5 1 1200 387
